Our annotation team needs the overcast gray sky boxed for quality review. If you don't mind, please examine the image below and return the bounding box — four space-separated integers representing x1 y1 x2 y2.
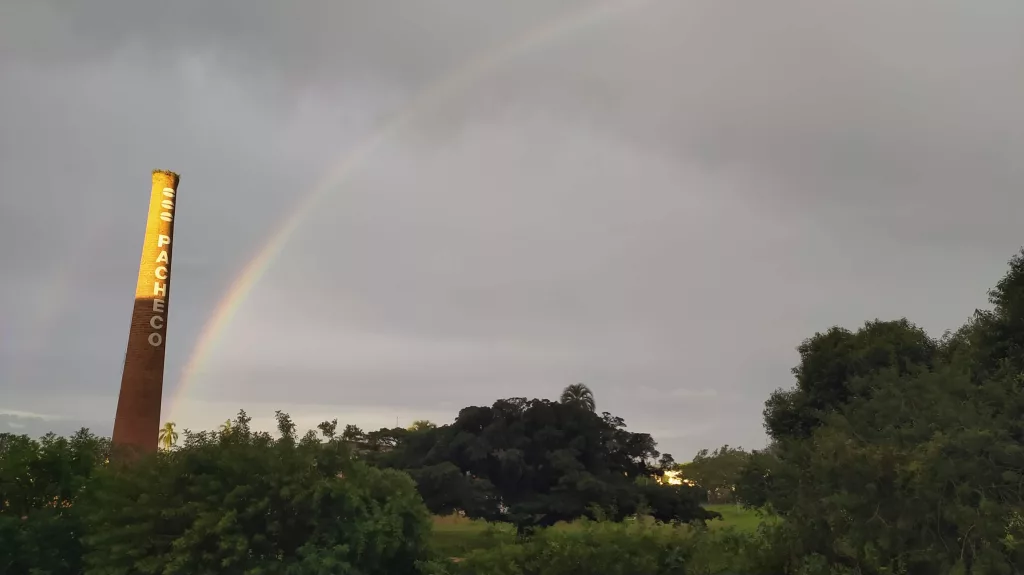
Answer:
2 0 1022 460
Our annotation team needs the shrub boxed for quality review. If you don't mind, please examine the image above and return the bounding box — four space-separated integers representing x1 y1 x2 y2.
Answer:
447 518 766 575
78 411 434 575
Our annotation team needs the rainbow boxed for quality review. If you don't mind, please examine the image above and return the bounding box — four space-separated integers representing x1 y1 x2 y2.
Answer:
168 0 652 422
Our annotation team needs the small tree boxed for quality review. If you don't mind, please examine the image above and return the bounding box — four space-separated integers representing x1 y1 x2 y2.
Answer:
408 420 436 432
682 445 750 504
157 421 177 451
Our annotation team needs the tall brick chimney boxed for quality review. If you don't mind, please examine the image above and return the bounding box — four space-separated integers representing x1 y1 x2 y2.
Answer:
111 170 180 459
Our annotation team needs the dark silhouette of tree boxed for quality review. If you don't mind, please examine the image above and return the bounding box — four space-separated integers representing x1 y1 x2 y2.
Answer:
559 382 596 412
733 250 1024 572
764 318 936 441
377 397 713 534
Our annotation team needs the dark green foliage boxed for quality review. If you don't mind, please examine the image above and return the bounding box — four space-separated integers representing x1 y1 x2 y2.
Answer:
735 249 1024 573
952 248 1024 383
765 319 937 441
732 446 785 511
741 369 1024 573
0 429 108 575
78 410 432 575
439 519 778 575
558 383 596 412
678 445 751 504
0 401 716 574
452 520 703 575
378 398 713 533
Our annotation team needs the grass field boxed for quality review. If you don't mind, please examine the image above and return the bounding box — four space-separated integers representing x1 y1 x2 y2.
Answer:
703 503 766 532
429 504 768 558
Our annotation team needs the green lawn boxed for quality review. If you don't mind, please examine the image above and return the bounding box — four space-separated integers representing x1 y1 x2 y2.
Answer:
703 503 766 533
429 504 768 558
430 514 516 558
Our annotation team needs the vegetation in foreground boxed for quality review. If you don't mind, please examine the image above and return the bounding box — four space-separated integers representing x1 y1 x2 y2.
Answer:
0 396 714 573
429 504 767 559
4 248 1024 573
431 518 778 575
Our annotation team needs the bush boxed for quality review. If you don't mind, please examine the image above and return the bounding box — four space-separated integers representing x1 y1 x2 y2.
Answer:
77 411 434 575
444 518 769 575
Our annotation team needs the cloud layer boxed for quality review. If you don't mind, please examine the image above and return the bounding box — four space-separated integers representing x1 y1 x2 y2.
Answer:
2 0 1022 459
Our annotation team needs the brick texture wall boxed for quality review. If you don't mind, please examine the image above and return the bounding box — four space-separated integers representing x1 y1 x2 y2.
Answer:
111 170 179 458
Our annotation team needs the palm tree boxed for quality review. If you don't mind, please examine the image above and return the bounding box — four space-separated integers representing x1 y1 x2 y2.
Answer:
220 419 233 435
158 421 178 451
560 383 596 412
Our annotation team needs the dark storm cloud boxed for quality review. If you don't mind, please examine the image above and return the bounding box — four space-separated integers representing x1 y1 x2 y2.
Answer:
2 0 1022 459
1 0 595 88
428 1 1024 223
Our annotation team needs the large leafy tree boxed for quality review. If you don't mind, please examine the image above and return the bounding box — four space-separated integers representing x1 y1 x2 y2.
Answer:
764 318 937 441
379 397 713 533
748 368 1024 573
735 251 1024 573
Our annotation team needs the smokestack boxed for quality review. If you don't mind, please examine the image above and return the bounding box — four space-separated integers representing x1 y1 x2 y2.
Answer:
111 170 180 459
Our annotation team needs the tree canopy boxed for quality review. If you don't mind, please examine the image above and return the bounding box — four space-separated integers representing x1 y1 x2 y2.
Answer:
376 396 713 533
677 445 750 504
0 394 715 573
733 249 1024 573
559 383 596 412
82 410 433 574
0 429 108 575
763 318 937 441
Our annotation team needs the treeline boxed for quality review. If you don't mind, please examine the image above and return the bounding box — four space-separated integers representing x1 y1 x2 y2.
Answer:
1 414 432 574
328 390 709 533
0 387 713 574
4 248 1024 574
727 251 1024 573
